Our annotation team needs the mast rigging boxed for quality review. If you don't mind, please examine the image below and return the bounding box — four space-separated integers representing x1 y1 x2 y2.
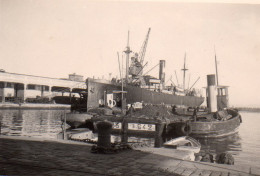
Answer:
124 31 132 83
181 52 188 91
214 46 219 86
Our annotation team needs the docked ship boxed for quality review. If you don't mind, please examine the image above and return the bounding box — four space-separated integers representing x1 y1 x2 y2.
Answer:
67 30 241 139
72 28 204 113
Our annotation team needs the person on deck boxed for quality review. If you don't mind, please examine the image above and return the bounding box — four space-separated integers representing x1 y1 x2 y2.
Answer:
193 107 199 121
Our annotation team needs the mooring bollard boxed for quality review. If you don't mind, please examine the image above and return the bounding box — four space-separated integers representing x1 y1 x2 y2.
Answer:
155 120 165 136
154 120 165 148
121 117 128 134
154 135 163 148
97 121 113 148
63 110 67 140
120 133 128 144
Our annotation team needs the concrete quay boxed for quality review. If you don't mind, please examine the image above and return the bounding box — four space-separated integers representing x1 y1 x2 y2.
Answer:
0 135 259 176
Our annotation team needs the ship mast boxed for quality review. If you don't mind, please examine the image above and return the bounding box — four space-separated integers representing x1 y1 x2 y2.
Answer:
214 47 219 86
124 31 131 83
181 53 188 91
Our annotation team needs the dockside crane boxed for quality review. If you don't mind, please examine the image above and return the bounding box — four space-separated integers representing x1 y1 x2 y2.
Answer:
138 28 151 67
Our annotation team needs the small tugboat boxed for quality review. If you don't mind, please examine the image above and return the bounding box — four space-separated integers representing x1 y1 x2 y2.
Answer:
167 74 242 138
189 108 241 138
163 136 201 153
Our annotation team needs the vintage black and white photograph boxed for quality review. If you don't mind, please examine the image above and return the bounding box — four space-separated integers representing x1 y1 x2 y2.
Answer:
0 0 260 175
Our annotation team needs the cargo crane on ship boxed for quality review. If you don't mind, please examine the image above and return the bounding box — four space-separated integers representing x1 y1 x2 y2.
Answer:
68 28 204 113
65 30 241 140
128 28 151 86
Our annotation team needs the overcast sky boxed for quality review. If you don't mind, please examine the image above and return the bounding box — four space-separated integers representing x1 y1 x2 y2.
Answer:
0 0 259 107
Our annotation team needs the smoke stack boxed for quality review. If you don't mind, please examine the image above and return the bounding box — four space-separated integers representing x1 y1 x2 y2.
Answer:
159 60 166 87
207 74 217 112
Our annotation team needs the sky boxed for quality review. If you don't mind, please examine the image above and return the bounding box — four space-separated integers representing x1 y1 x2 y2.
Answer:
0 0 260 107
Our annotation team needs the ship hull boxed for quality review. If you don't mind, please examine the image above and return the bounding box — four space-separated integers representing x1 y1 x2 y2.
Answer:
190 114 241 138
86 78 204 110
165 109 241 138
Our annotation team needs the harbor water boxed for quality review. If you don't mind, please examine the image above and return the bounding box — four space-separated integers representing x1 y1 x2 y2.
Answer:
0 109 259 169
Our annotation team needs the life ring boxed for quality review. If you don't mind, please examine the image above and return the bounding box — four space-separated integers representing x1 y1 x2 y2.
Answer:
179 123 192 136
108 99 113 107
113 100 116 107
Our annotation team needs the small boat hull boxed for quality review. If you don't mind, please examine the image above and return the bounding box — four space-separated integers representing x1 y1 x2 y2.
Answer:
164 136 201 153
66 113 93 128
166 109 242 138
69 129 97 140
190 110 241 138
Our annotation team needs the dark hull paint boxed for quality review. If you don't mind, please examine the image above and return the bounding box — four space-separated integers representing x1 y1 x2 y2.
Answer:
66 113 93 128
190 115 241 138
86 78 204 110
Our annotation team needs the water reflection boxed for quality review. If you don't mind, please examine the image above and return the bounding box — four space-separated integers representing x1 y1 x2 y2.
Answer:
0 109 242 151
0 109 69 139
1 110 260 169
197 133 242 156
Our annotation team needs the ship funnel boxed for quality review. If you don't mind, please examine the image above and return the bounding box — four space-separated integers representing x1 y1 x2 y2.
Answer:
207 74 217 112
159 60 166 87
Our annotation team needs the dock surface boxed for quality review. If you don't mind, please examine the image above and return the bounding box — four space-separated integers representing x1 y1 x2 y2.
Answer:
0 136 259 176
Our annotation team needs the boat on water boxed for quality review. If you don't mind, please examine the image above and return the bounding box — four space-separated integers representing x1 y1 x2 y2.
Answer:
168 108 241 138
84 77 204 111
69 28 204 114
66 29 241 139
166 74 242 138
66 29 204 129
163 136 201 153
65 113 93 129
189 109 241 138
67 73 242 139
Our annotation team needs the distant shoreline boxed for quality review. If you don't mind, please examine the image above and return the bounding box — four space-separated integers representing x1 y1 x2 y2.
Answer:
235 107 260 113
